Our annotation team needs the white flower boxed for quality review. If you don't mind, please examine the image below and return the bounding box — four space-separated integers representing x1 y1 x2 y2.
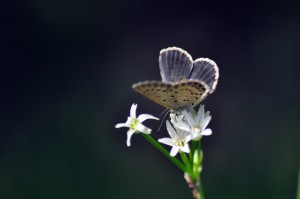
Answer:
171 105 212 141
170 111 188 130
115 103 159 147
158 121 192 157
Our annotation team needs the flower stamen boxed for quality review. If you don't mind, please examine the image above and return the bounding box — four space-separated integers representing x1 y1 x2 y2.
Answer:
130 119 139 130
175 139 185 147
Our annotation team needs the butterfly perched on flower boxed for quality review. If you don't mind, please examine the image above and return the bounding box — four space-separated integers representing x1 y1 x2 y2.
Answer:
132 47 219 110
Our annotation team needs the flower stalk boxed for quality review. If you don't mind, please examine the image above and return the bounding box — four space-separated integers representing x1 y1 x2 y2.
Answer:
116 104 212 199
142 133 186 172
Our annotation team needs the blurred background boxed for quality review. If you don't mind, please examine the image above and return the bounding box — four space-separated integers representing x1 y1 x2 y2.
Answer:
1 0 300 198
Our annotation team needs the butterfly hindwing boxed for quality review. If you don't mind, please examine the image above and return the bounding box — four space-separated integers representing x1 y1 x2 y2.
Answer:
190 58 219 93
132 80 209 110
159 47 193 83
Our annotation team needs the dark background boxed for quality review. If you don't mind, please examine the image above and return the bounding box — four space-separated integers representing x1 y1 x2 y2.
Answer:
1 0 300 198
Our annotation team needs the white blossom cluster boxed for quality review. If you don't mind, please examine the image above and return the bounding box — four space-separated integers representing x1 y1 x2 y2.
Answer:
115 104 212 156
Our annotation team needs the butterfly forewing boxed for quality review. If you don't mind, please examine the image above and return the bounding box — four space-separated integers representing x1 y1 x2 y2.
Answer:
159 47 193 83
132 80 209 110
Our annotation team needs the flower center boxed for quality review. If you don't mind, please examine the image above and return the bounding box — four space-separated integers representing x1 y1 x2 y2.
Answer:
192 126 201 133
130 119 139 130
175 139 185 147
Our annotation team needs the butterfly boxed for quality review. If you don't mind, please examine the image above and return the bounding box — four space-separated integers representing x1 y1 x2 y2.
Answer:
132 47 219 110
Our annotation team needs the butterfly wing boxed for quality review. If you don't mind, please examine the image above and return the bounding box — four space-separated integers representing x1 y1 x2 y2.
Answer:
132 80 209 110
189 58 219 93
159 47 193 83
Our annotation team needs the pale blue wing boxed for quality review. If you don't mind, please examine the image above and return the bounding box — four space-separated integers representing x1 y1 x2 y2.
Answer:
159 47 193 83
189 58 219 93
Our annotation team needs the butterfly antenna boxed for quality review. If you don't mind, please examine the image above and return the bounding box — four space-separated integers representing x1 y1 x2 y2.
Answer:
190 107 197 115
159 108 169 117
156 109 170 135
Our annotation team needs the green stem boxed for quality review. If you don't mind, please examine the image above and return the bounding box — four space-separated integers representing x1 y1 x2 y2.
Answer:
190 141 197 167
198 177 205 199
142 134 186 172
297 165 300 199
197 140 204 199
180 152 191 172
198 141 201 164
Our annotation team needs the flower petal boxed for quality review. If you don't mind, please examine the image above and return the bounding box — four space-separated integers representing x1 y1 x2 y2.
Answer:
170 113 185 123
175 123 191 132
136 123 152 134
181 144 190 153
126 129 135 147
115 117 131 128
170 113 177 124
170 146 180 157
201 129 212 136
185 134 193 143
182 109 195 126
158 138 174 147
196 105 205 124
130 103 137 119
138 114 159 123
171 112 191 130
191 133 201 141
166 121 177 139
201 115 211 130
115 122 128 128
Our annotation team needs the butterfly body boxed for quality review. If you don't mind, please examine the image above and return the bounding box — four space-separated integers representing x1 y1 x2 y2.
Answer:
132 47 219 110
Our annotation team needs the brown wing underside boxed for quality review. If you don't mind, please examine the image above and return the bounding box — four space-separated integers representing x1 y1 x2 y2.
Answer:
132 80 209 110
